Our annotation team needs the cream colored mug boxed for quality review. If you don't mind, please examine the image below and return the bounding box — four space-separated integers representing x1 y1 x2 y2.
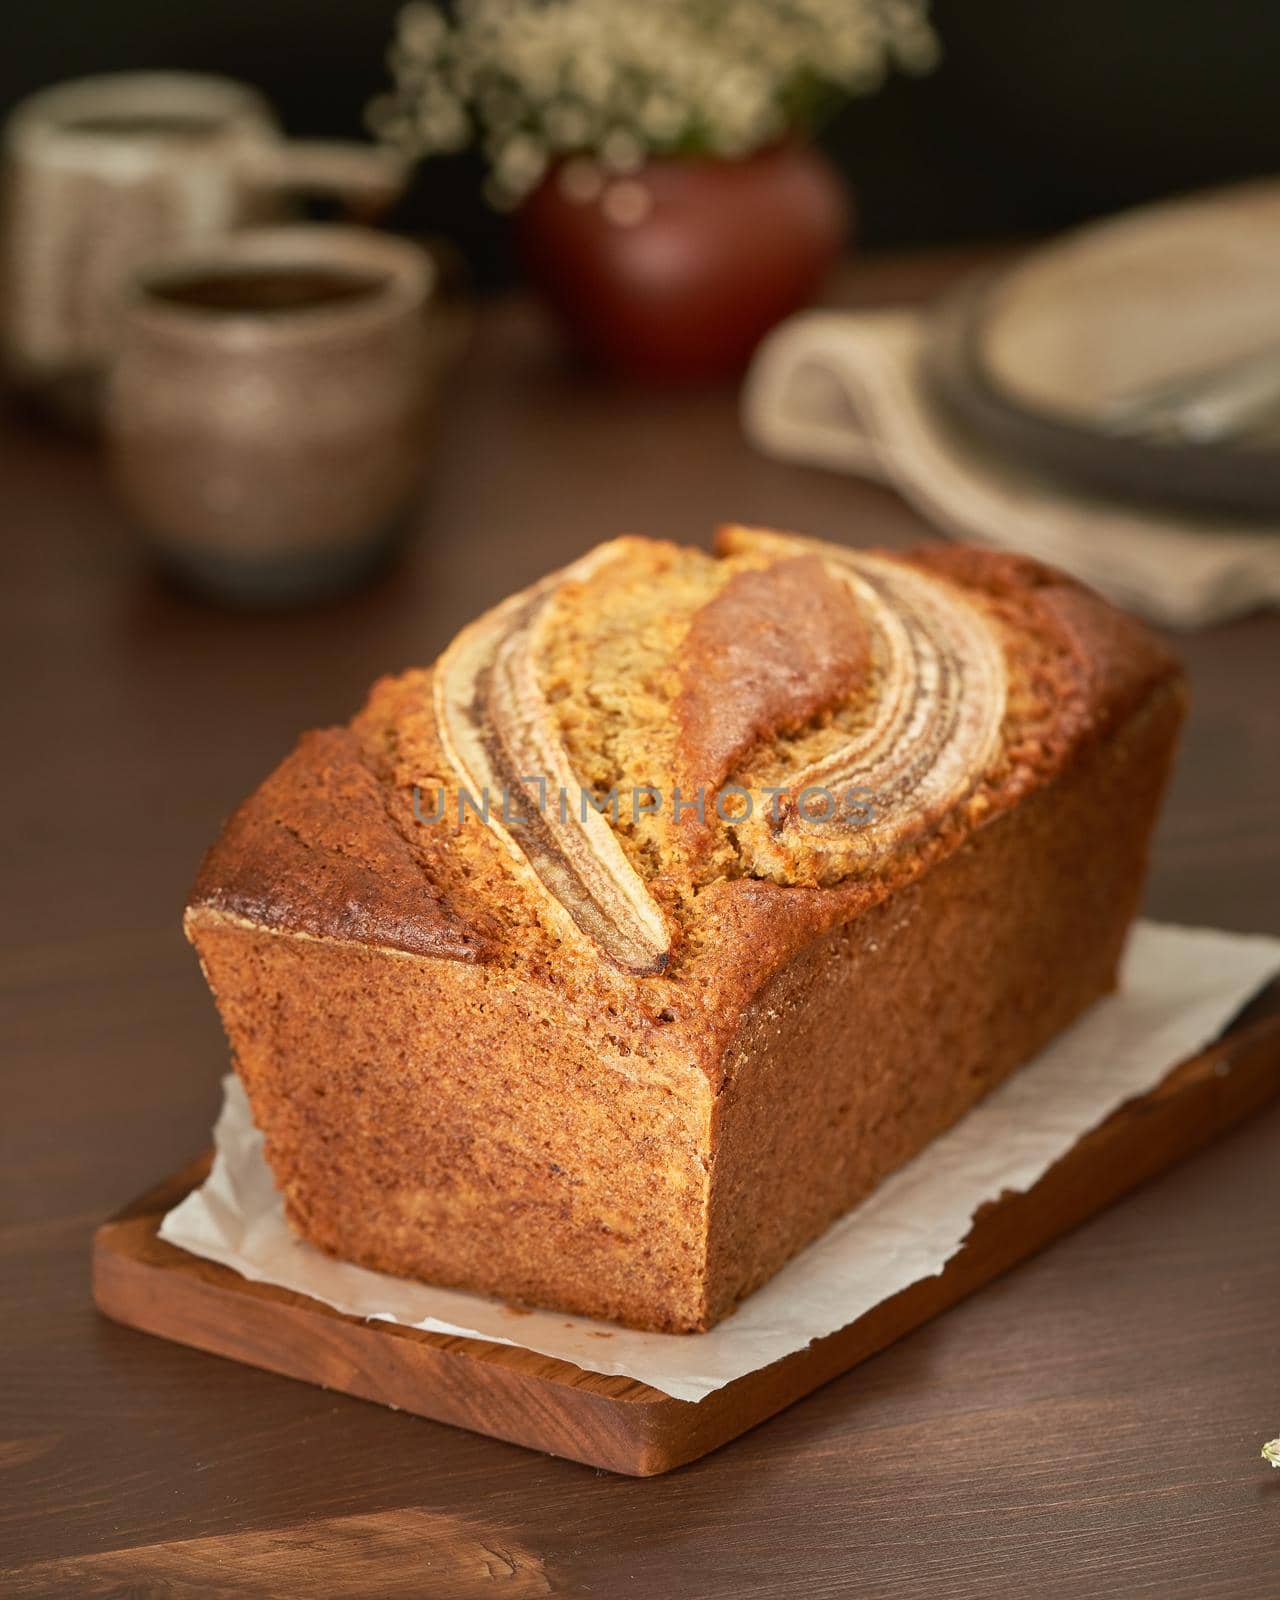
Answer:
105 225 436 607
1 72 406 412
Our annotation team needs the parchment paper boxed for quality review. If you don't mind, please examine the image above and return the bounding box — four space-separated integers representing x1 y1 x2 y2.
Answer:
160 921 1280 1402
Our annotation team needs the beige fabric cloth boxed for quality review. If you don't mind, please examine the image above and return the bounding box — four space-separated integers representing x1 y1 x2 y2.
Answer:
742 308 1280 628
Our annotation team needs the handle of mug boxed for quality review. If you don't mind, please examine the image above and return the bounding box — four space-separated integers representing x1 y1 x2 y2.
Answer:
249 140 409 220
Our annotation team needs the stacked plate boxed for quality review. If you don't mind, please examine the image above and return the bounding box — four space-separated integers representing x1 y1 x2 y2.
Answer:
927 182 1280 516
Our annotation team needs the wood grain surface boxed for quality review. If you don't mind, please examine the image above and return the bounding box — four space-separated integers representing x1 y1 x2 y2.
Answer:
90 992 1280 1479
3 247 1280 1595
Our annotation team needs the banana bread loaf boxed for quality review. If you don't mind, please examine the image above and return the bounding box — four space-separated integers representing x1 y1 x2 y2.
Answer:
186 527 1184 1332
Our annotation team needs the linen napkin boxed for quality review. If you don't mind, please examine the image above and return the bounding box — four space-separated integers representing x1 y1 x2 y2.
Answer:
160 920 1280 1404
742 308 1280 629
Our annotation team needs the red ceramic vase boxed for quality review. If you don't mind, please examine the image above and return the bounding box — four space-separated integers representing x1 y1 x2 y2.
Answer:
516 142 850 384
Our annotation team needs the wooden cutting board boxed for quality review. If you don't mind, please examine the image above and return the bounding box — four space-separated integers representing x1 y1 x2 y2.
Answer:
93 987 1280 1477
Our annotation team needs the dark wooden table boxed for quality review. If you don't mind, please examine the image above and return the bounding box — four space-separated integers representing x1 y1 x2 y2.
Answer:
3 249 1278 1598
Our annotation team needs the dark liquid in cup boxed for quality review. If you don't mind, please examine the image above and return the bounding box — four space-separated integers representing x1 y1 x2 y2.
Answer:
148 267 390 315
61 112 229 141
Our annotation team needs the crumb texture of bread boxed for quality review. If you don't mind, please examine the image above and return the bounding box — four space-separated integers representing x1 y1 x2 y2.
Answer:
186 527 1184 1331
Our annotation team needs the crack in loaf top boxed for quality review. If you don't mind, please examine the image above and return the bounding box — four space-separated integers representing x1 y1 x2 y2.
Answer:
433 527 1030 974
189 526 1181 996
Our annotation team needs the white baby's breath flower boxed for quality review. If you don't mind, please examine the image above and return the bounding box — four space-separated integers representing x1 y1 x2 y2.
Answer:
543 98 594 148
493 132 549 198
416 95 469 152
600 128 647 176
478 83 525 131
566 50 617 109
373 0 939 206
398 1 447 56
637 91 687 144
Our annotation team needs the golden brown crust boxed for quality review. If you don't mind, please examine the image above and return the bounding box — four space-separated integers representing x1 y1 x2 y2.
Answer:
184 530 1186 1331
674 553 871 802
187 726 497 962
704 679 1184 1323
189 534 1179 987
898 541 1179 747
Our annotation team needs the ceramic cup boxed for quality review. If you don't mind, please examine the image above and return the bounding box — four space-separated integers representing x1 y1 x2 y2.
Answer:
1 72 406 416
105 225 435 607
